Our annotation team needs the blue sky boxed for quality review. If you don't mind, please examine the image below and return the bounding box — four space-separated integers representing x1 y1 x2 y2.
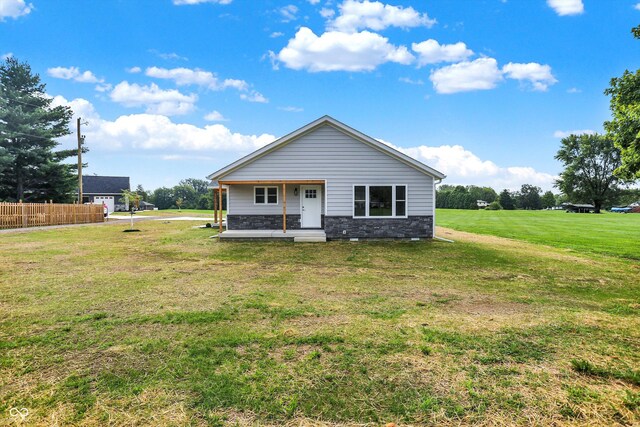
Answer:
1 0 639 192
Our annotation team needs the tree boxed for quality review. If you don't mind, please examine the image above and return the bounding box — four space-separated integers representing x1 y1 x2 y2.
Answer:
603 25 640 179
499 189 515 210
517 184 542 210
541 191 556 209
150 187 174 209
0 57 77 202
555 133 625 213
135 184 148 201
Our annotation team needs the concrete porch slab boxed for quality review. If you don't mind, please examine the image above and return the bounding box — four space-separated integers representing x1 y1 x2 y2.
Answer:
219 229 326 242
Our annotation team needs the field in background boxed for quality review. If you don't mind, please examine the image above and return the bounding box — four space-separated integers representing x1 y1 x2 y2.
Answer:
437 209 640 260
0 219 638 425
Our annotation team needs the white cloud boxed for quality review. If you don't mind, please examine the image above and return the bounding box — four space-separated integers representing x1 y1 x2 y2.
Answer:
204 110 228 121
240 91 268 103
547 0 584 16
52 95 275 152
95 83 113 93
412 39 473 66
173 0 233 5
399 77 424 85
126 66 142 73
308 0 321 4
384 141 556 190
320 8 335 18
553 129 596 138
279 4 298 21
148 49 188 61
274 27 414 72
635 2 640 11
0 0 32 21
1 52 13 59
278 106 304 112
145 66 249 91
329 0 436 32
109 81 197 116
567 87 581 93
430 57 503 94
502 62 557 91
47 66 104 84
270 31 284 38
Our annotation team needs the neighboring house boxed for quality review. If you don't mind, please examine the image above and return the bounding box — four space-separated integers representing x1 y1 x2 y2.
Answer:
82 175 130 213
138 201 156 211
477 200 489 208
564 203 595 213
207 116 446 240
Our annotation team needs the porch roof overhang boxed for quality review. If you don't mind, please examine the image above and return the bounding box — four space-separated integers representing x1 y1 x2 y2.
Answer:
218 179 325 185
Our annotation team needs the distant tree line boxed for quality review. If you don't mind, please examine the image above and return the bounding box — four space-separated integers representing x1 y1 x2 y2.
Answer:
135 178 226 210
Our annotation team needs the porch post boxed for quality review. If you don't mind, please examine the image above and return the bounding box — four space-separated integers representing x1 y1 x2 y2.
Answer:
218 183 223 234
282 182 287 233
213 188 218 224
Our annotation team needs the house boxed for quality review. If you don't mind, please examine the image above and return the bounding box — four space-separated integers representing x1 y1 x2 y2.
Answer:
477 200 489 208
207 116 446 240
564 203 595 213
138 201 156 211
82 175 130 213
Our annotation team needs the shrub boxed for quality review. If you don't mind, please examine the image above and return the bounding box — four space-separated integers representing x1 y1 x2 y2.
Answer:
486 201 503 210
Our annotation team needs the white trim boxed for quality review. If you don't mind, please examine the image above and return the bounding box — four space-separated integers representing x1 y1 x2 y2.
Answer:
352 184 408 219
207 116 446 181
253 186 279 205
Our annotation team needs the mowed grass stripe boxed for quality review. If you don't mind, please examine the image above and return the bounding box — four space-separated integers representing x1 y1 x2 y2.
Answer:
437 209 640 259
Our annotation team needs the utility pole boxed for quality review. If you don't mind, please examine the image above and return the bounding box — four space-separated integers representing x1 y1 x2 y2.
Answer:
77 118 86 204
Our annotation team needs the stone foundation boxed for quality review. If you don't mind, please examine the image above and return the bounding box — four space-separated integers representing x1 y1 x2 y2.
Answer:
324 216 433 239
227 214 325 230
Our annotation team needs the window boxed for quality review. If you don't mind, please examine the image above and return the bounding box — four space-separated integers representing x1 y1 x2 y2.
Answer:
254 186 278 204
305 189 317 199
353 185 407 218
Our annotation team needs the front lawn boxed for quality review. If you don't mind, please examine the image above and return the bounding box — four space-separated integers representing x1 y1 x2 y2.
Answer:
0 220 638 425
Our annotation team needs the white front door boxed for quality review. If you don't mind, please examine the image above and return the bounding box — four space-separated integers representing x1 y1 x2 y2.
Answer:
301 185 322 228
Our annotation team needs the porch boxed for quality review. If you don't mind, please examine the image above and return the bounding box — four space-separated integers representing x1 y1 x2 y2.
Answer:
214 179 326 236
219 229 326 242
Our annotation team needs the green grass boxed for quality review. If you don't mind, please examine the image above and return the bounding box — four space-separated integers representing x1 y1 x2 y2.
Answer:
437 209 640 259
0 219 638 425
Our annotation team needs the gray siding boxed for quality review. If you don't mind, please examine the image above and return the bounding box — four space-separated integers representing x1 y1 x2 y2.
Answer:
228 184 324 215
222 124 434 216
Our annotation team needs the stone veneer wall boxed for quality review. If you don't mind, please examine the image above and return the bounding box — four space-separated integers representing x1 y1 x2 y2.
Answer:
324 216 433 239
226 214 325 230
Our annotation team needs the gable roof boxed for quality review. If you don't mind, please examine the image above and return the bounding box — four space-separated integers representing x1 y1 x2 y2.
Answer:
207 115 446 181
82 176 130 195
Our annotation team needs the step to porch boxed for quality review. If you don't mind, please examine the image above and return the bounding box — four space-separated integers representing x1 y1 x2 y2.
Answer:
219 229 327 242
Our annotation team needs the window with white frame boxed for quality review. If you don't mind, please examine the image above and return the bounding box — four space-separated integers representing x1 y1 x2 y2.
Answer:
353 185 407 217
254 186 278 204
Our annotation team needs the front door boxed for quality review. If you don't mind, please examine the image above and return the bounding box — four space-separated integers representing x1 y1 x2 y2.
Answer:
301 185 322 228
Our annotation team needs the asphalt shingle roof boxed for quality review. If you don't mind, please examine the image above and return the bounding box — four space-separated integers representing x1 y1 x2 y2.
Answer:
82 176 130 195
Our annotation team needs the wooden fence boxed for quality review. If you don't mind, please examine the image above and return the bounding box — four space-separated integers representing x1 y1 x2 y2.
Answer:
0 202 105 229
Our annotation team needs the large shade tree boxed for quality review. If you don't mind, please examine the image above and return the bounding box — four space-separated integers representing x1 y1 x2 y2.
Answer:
0 57 78 202
604 25 640 179
555 133 624 213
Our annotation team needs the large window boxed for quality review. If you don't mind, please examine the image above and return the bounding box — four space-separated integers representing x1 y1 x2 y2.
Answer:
254 186 278 204
353 185 407 218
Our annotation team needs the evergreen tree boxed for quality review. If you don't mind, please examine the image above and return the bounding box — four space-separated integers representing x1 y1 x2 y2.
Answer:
0 57 77 202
